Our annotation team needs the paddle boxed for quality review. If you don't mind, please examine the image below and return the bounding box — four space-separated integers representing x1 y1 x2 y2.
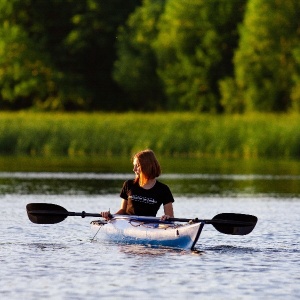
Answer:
26 203 257 235
115 214 257 235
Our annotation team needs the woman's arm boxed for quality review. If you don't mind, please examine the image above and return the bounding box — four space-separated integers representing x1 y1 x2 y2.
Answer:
161 202 174 220
115 199 128 215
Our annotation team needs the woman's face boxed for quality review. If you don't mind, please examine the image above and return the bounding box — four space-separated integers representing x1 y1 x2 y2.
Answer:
133 157 141 176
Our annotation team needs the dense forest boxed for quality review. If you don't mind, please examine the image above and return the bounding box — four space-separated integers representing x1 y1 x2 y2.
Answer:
0 0 299 112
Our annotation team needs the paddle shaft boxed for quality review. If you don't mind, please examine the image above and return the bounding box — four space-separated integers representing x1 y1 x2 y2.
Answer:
27 210 199 221
28 209 254 226
172 218 254 226
28 209 101 218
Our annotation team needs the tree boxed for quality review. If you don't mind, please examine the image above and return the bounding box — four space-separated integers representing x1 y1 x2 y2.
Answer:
154 0 247 112
0 0 140 110
0 0 89 110
65 0 141 110
113 0 166 110
221 0 300 112
291 47 300 111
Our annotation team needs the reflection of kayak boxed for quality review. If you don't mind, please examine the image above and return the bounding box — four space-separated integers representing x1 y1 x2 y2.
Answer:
91 216 204 250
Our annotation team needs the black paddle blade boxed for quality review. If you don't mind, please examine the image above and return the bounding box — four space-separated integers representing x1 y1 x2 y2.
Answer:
211 213 258 235
26 203 68 224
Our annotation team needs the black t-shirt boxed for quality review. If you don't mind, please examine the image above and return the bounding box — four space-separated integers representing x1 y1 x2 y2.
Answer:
120 179 174 216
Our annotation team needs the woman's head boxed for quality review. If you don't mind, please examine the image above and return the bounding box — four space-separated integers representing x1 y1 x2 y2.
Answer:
132 149 161 180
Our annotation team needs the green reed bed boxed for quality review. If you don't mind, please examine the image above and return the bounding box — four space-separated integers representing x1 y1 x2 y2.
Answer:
0 112 299 159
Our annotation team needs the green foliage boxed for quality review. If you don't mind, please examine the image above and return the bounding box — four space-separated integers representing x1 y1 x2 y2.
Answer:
0 0 300 113
113 0 166 110
154 0 246 112
0 0 87 110
63 0 141 110
290 47 300 110
0 0 140 110
221 0 300 112
1 112 300 159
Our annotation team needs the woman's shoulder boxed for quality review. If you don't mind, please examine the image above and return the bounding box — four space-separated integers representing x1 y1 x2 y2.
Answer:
124 179 134 183
155 180 170 190
123 179 135 188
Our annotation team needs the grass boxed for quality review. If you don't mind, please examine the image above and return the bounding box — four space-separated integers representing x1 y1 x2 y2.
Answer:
0 111 299 159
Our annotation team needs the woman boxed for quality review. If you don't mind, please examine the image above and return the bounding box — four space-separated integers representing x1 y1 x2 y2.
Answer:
101 149 174 221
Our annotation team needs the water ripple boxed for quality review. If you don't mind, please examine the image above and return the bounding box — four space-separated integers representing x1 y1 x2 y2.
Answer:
1 172 300 181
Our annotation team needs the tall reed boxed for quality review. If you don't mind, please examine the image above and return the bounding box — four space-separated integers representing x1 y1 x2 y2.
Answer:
0 112 299 159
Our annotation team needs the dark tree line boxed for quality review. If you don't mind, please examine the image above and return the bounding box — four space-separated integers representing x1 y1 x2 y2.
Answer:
0 0 299 112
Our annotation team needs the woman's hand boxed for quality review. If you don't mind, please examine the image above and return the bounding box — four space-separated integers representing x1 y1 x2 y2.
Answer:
160 215 171 221
100 211 112 220
162 202 174 221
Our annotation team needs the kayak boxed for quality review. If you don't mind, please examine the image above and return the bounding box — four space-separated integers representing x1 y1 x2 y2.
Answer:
25 203 258 251
90 215 204 250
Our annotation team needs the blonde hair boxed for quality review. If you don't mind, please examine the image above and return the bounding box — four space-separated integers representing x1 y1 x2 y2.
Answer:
133 149 161 180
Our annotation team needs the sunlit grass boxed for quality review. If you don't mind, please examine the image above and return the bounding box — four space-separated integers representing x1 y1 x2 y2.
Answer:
0 111 299 159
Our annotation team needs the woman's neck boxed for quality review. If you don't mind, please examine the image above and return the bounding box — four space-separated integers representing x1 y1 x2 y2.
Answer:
139 177 156 189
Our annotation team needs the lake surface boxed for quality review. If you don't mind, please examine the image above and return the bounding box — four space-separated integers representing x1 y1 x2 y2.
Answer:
0 157 299 299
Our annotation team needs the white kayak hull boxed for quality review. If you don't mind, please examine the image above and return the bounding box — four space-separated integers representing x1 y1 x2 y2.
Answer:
91 216 204 250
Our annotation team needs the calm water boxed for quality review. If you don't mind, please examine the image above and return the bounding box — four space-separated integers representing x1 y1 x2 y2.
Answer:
0 162 300 299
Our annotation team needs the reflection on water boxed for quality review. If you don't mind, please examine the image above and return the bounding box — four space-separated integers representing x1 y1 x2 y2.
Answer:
28 243 68 251
0 171 300 197
1 156 300 197
114 244 205 256
117 244 181 256
204 245 260 254
93 240 205 256
1 171 300 180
